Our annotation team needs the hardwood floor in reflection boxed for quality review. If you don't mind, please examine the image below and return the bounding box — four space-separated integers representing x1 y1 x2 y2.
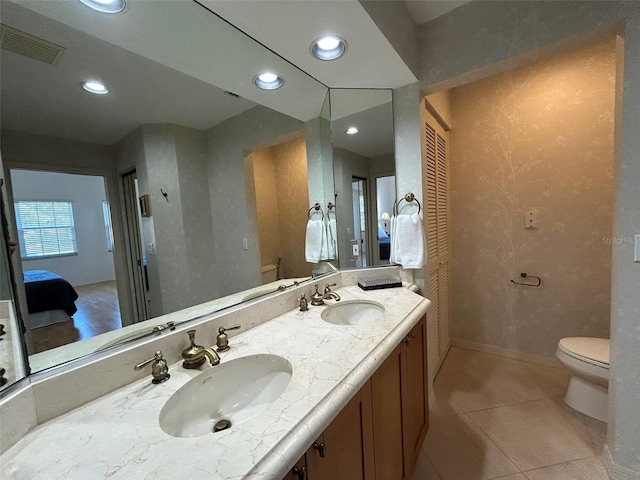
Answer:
31 281 121 354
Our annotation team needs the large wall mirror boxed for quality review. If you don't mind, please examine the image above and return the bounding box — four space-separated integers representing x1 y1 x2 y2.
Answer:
0 0 337 383
330 89 396 270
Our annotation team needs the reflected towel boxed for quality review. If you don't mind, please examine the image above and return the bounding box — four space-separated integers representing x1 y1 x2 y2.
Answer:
327 218 338 260
306 219 324 263
394 213 425 269
320 219 330 261
389 215 397 264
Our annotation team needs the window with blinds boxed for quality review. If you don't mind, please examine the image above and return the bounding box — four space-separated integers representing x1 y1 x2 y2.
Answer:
14 201 78 259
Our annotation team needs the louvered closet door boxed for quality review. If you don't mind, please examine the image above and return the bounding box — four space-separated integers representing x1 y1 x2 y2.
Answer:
421 106 451 377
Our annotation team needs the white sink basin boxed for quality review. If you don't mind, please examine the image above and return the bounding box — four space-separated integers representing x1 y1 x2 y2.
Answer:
321 300 385 325
159 354 292 438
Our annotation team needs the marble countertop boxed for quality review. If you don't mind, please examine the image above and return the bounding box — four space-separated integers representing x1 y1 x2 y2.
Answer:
2 286 429 479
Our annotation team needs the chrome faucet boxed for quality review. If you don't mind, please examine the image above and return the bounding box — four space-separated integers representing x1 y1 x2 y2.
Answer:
310 284 341 306
181 329 220 369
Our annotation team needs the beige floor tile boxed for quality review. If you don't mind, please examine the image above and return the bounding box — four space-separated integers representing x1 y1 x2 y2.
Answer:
467 398 601 471
479 362 570 403
412 451 443 480
434 367 520 413
491 474 528 480
547 395 607 453
438 347 511 376
523 455 608 480
425 412 520 480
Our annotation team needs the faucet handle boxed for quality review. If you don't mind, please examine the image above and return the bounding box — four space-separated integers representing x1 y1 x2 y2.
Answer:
324 283 337 294
134 351 170 384
216 324 241 352
298 293 309 312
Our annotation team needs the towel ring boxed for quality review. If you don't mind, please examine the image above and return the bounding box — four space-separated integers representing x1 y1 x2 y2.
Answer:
308 203 324 220
327 202 336 218
395 193 421 215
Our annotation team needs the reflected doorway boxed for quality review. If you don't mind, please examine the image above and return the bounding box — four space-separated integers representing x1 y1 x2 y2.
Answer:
351 177 367 268
373 174 395 265
121 170 149 323
9 169 123 353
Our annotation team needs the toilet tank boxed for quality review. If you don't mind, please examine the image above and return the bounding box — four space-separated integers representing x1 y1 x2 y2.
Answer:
261 264 278 284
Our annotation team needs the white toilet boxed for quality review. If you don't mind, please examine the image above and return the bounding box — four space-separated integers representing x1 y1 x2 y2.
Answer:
556 337 610 423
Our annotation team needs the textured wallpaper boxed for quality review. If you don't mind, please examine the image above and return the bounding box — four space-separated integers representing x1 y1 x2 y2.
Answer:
250 136 311 279
449 38 616 357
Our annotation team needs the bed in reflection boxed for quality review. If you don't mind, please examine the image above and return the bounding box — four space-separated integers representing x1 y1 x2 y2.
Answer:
23 270 78 328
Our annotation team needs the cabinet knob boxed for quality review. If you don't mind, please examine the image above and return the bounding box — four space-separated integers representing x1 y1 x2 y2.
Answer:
292 466 307 480
313 441 327 458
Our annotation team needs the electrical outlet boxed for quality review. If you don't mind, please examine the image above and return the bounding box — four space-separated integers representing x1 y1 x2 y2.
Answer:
524 211 538 229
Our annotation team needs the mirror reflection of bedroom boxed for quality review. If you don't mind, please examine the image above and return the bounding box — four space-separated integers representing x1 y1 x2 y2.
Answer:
9 169 121 353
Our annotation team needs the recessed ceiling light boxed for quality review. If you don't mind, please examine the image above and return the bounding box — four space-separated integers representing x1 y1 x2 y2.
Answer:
345 127 359 135
254 72 283 90
79 0 125 14
82 81 109 95
311 35 347 61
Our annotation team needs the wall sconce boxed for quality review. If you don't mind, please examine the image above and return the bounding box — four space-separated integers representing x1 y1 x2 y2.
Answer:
381 212 390 235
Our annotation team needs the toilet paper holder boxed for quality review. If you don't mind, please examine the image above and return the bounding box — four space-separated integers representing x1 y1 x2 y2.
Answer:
510 272 541 287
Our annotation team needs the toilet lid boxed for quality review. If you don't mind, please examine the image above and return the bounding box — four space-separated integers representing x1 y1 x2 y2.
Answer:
558 337 610 368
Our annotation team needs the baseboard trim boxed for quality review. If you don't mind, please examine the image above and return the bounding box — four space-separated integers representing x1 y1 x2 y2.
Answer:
604 444 640 480
450 339 563 369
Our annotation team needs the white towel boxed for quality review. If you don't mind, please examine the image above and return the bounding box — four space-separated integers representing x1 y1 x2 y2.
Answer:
305 219 324 263
389 215 397 264
320 218 330 261
394 213 425 269
327 218 338 260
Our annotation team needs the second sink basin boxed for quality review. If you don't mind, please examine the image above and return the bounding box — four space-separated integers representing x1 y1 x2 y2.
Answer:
321 300 385 325
159 354 292 438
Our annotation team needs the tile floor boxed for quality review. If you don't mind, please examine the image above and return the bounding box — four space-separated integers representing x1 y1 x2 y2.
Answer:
413 347 608 480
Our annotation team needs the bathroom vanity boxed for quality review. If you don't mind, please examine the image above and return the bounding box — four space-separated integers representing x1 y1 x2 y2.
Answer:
0 270 430 479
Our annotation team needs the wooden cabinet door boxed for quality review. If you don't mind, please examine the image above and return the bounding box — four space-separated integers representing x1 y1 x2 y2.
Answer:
402 316 429 475
371 344 406 480
306 380 375 480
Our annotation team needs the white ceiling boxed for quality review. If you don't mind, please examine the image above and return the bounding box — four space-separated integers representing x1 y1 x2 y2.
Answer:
203 0 418 89
404 0 471 25
0 2 257 145
0 0 469 148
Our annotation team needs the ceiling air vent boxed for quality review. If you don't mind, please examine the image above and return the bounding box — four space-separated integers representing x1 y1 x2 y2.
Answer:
1 24 65 65
224 91 240 98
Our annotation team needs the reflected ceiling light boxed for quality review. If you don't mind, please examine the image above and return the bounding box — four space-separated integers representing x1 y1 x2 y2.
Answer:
82 80 109 95
311 35 347 61
79 0 125 14
254 72 283 90
345 127 359 135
